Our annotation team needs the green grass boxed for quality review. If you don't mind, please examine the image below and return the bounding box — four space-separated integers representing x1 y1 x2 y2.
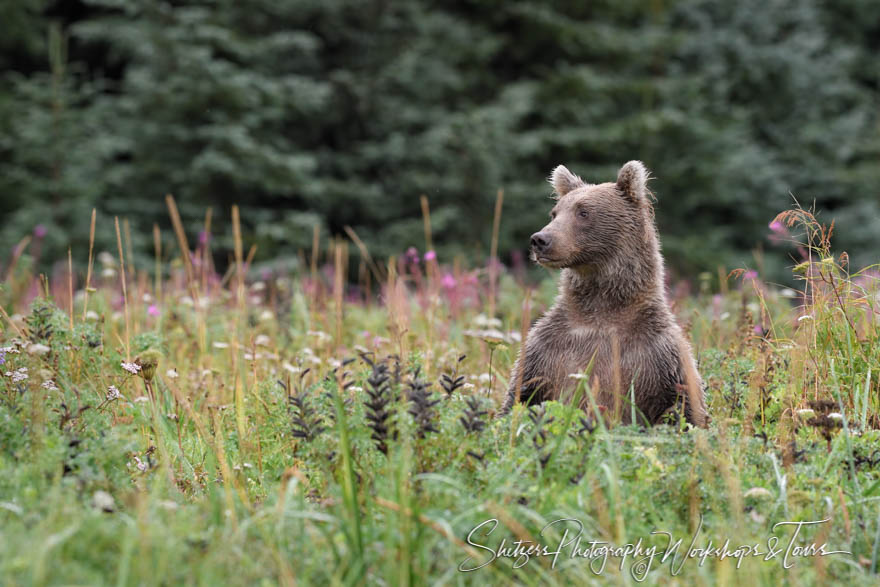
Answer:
1 208 879 585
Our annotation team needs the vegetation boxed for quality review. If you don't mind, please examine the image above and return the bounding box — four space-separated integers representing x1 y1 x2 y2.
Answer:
2 0 880 279
1 202 878 585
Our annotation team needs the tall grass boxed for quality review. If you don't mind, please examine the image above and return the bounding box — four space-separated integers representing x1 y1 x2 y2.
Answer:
0 203 878 585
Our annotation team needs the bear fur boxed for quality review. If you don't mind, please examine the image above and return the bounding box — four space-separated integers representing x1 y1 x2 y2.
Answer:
500 161 708 427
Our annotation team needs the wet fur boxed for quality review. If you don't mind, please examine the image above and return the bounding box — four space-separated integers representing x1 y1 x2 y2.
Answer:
501 162 708 427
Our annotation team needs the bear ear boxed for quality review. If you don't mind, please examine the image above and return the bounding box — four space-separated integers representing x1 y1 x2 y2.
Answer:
616 160 648 202
549 165 584 197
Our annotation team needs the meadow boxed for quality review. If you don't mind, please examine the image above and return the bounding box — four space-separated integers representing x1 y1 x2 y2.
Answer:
1 202 879 585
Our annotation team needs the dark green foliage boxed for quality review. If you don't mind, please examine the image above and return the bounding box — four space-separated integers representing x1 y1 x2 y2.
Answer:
282 376 325 442
406 367 440 438
1 0 878 279
459 394 487 434
361 353 395 454
439 353 466 397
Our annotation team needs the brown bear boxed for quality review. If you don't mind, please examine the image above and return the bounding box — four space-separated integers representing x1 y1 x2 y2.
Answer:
500 161 708 427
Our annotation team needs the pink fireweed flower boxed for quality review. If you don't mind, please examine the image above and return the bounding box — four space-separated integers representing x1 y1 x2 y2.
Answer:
33 224 47 238
147 304 160 317
743 270 758 281
441 273 457 289
405 247 420 264
769 220 786 234
424 250 436 262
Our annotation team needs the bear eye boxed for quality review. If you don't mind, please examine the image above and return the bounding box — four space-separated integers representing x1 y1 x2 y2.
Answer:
549 210 557 220
577 208 588 219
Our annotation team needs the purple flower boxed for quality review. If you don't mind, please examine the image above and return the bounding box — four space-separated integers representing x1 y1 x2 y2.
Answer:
424 250 436 262
198 230 211 246
768 220 785 234
753 324 764 335
33 224 47 238
441 273 457 289
147 304 160 317
744 270 758 281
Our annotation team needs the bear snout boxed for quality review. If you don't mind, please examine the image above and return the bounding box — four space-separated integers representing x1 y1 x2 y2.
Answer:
530 231 552 255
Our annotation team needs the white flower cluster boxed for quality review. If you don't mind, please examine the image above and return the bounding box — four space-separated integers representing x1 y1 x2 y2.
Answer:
121 361 142 374
106 385 122 401
5 367 29 383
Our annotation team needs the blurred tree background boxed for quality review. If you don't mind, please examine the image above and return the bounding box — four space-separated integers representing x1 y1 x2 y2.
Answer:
2 0 878 282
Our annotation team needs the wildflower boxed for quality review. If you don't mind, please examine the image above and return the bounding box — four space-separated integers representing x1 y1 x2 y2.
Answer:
0 347 6 365
10 368 28 383
441 273 456 289
133 456 148 472
147 304 160 317
424 250 436 262
101 267 117 279
827 412 844 422
797 315 813 322
97 251 115 267
28 343 51 355
768 220 786 234
212 342 229 349
33 224 47 238
166 368 179 379
255 334 270 346
137 351 160 382
474 314 503 329
743 270 758 281
92 490 116 512
107 386 122 401
796 408 816 419
743 487 772 499
258 309 274 322
405 247 420 264
134 396 149 403
86 310 100 321
307 330 331 343
121 361 142 374
463 328 508 346
142 293 154 303
41 380 58 391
